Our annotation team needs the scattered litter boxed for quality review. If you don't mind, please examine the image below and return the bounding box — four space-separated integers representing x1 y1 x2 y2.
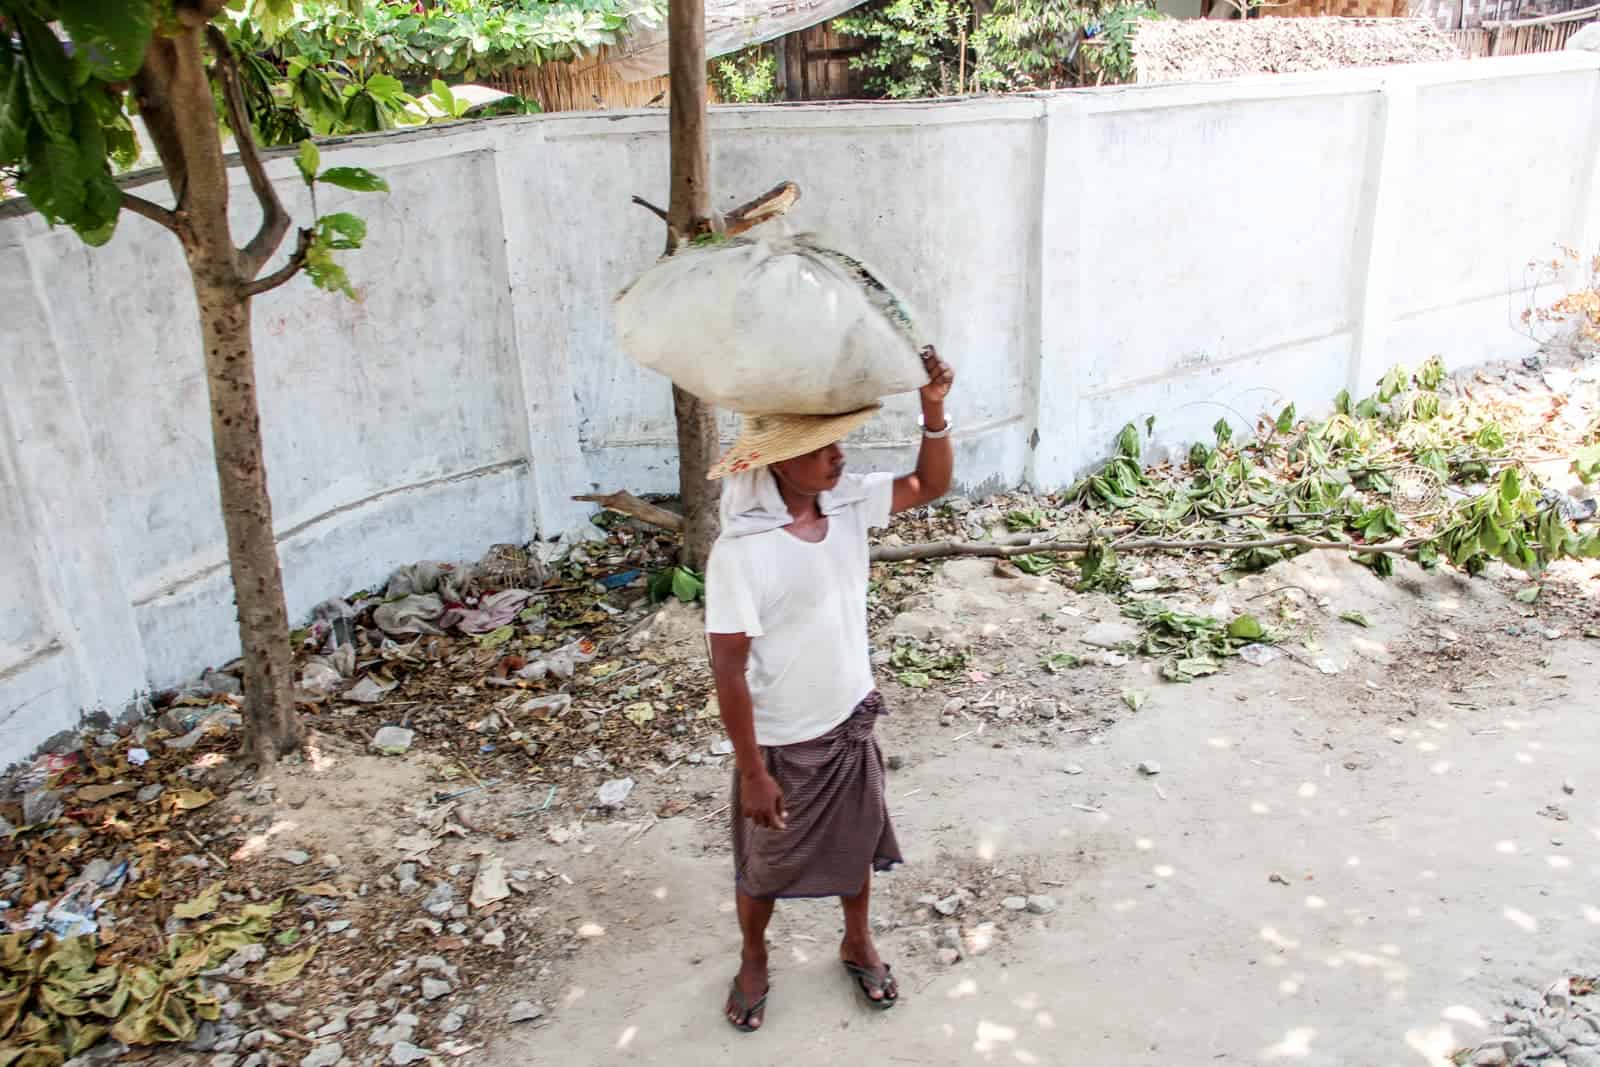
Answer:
1137 761 1161 776
1239 643 1283 667
597 777 635 809
372 726 416 754
127 747 150 766
470 855 512 909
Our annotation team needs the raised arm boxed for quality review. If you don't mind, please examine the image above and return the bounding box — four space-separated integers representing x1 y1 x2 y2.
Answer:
892 346 957 514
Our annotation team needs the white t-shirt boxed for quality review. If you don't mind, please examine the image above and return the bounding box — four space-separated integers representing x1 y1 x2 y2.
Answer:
704 473 894 747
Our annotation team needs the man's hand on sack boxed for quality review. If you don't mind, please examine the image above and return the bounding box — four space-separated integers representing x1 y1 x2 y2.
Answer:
920 346 954 408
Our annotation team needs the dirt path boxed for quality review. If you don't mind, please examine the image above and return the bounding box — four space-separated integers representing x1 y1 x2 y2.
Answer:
479 561 1600 1067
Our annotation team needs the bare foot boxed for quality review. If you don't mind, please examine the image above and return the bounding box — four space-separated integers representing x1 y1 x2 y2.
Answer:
840 937 897 1003
725 949 769 1030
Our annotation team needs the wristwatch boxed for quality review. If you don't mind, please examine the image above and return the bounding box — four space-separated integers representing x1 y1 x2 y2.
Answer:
920 414 952 439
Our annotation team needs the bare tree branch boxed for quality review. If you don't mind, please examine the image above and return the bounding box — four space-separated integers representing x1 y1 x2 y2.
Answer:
574 491 685 532
631 195 670 224
242 227 313 297
723 181 801 237
206 24 289 280
122 191 180 234
130 38 191 215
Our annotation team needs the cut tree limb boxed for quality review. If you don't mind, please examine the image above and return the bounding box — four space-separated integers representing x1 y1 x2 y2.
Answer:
723 181 801 236
574 492 685 532
869 533 1415 563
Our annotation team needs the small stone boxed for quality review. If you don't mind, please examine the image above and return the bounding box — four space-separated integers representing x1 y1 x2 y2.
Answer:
936 948 961 966
937 926 962 949
422 883 455 917
211 1057 240 1067
596 777 635 809
1026 895 1057 915
1471 1049 1509 1066
322 854 342 870
439 1010 467 1035
388 1043 428 1066
312 1016 348 1039
1002 896 1027 912
483 929 506 949
507 1000 544 1023
1080 622 1139 649
137 784 165 803
933 895 962 917
371 727 414 755
326 920 352 933
886 755 904 771
1063 764 1085 776
349 1002 380 1022
1033 700 1059 720
421 977 452 1002
265 1003 296 1022
1564 780 1577 795
299 1044 343 1067
223 944 267 970
710 739 734 757
394 864 419 893
1137 761 1161 776
275 850 312 867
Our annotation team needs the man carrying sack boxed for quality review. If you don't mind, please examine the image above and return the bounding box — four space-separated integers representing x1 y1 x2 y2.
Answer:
705 346 956 1032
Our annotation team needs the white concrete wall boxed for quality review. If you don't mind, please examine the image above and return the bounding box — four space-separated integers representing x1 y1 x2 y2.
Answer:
3 52 1598 763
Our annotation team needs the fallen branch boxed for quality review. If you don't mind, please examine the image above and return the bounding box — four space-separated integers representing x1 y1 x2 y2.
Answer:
574 492 684 532
868 532 1417 563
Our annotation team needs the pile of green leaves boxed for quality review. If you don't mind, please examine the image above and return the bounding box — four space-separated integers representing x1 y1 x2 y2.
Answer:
0 3 146 243
1070 357 1600 579
891 641 967 688
1122 599 1268 682
0 895 283 1061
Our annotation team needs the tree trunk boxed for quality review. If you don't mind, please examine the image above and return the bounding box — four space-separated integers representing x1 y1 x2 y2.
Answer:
134 23 301 766
674 384 721 569
191 274 302 761
667 0 722 569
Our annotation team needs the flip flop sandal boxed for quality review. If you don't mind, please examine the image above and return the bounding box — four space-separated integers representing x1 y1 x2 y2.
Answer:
842 960 898 1010
726 977 769 1033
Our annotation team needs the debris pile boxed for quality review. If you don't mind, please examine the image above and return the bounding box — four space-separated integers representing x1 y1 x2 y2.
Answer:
1456 975 1600 1066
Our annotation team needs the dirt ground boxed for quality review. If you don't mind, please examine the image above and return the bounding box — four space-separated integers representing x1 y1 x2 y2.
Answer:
413 553 1593 1067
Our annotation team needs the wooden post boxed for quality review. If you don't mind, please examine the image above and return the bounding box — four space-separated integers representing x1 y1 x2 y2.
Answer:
666 0 723 569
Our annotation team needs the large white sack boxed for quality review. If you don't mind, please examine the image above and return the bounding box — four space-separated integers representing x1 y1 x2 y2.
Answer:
613 235 927 416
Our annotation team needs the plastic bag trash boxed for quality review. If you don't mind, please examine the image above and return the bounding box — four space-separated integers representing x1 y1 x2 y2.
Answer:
521 694 572 717
127 748 150 766
614 235 927 415
346 674 399 704
1238 644 1282 667
517 640 596 682
299 660 344 695
596 777 634 809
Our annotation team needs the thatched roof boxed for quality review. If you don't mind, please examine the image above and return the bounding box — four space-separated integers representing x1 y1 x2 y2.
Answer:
1133 17 1461 84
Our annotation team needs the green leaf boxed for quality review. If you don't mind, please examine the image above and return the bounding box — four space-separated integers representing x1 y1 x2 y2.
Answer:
1573 443 1600 485
1213 418 1233 446
1188 441 1212 469
1339 610 1370 628
1333 389 1351 416
897 671 932 689
296 140 321 184
1122 689 1147 711
1226 615 1264 641
318 166 389 193
16 13 73 105
316 211 367 250
18 137 86 225
175 883 223 921
1515 585 1541 604
56 0 157 81
1040 652 1079 673
1116 423 1141 461
670 567 704 603
1275 403 1297 434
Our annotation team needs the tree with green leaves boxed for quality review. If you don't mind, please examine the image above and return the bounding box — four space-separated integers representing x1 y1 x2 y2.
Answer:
0 0 387 765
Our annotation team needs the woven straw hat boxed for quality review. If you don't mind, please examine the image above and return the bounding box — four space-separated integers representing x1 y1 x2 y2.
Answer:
707 405 881 480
